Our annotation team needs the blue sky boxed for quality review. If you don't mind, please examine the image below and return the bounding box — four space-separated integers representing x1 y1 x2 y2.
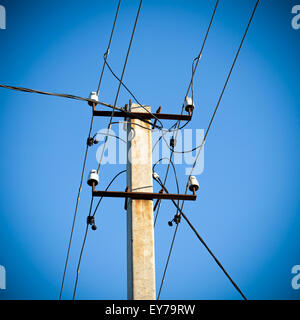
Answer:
0 0 300 300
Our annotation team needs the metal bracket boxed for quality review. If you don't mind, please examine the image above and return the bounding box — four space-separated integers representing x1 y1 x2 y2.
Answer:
92 110 191 122
153 188 164 211
124 186 129 210
92 189 196 201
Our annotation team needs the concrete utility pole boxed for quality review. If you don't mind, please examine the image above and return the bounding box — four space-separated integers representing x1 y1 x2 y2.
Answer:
126 102 156 300
91 101 193 299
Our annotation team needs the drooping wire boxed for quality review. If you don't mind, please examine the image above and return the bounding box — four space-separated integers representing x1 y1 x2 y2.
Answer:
111 120 153 131
104 58 164 130
71 170 126 299
152 157 180 225
92 170 126 217
0 83 106 106
185 2 219 100
152 134 163 153
96 0 122 96
154 177 247 300
168 0 219 131
153 0 219 226
157 0 260 299
92 131 127 144
0 83 160 130
160 131 203 154
97 0 143 174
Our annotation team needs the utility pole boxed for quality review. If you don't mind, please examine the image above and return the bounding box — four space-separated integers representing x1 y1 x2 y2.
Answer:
91 100 196 300
126 102 156 300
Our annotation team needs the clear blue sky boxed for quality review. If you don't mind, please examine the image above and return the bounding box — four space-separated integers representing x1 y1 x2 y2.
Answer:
0 0 300 300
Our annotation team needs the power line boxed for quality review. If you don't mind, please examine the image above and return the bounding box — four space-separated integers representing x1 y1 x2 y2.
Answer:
159 129 202 154
72 196 94 300
0 83 105 105
59 114 94 300
59 1 124 299
70 0 258 300
96 0 122 96
204 1 259 143
191 57 199 116
92 170 126 217
185 0 219 100
154 177 247 300
97 0 143 174
92 131 127 144
68 0 144 288
157 0 260 299
72 170 126 299
1 0 259 300
154 0 219 226
168 0 219 132
152 158 180 225
104 58 164 130
181 210 247 300
185 0 260 184
0 83 160 130
158 223 179 300
111 120 153 131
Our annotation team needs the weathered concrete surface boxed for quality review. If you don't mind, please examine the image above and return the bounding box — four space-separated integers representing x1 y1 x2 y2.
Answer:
127 103 156 300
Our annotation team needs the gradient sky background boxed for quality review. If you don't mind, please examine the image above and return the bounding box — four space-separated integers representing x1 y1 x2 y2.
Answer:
0 0 300 300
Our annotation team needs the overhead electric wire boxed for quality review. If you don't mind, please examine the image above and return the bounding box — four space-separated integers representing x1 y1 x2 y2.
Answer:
191 57 199 115
92 170 126 217
111 120 153 131
59 0 124 300
1 0 258 301
104 58 164 130
169 0 219 131
154 0 219 226
152 119 196 154
152 135 163 153
97 0 143 174
72 196 94 300
92 131 127 144
154 177 247 300
72 169 126 300
180 210 247 300
0 83 159 130
96 0 122 96
157 0 260 299
158 223 179 300
0 83 106 105
160 131 204 154
185 1 219 101
58 114 94 300
152 157 180 224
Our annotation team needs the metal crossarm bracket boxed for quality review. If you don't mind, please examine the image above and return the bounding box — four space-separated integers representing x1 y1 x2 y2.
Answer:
92 190 196 201
92 110 191 121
